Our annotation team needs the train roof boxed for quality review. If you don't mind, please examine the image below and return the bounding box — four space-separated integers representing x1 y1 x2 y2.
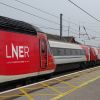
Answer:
0 16 41 35
49 40 82 49
45 33 81 44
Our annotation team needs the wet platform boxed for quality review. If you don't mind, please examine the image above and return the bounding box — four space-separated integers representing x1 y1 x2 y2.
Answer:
0 66 100 100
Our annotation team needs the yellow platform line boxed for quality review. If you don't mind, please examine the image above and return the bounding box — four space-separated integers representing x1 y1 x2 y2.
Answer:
0 94 25 98
56 79 77 88
53 86 70 89
41 83 62 94
25 86 42 90
51 75 100 100
31 93 58 96
26 86 67 90
19 88 34 100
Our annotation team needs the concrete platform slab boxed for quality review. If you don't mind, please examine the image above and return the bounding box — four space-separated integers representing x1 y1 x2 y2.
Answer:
61 79 100 100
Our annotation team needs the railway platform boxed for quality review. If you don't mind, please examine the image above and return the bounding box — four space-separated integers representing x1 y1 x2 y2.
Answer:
0 66 100 100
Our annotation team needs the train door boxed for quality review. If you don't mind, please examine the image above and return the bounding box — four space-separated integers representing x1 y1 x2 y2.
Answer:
40 38 48 70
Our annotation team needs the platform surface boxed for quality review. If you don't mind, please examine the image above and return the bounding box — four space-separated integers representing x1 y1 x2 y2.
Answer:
61 78 100 100
0 67 100 100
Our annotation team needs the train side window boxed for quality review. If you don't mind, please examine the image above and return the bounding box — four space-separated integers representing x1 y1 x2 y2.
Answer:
80 50 85 55
56 48 59 56
77 50 80 55
48 42 52 55
77 49 80 55
64 48 66 55
73 49 76 55
82 50 85 55
79 50 81 55
57 48 60 56
80 50 82 55
51 47 57 56
74 49 76 55
71 49 75 55
71 49 73 55
41 39 46 53
69 49 71 55
51 47 54 55
76 50 78 55
59 48 64 56
66 48 70 55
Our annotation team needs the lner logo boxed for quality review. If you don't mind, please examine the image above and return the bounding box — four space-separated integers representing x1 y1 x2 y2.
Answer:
6 43 30 60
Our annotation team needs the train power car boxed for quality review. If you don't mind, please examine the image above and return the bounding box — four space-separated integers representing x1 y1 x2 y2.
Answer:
0 16 56 85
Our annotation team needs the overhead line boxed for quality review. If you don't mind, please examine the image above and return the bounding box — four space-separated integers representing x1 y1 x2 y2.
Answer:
15 0 90 31
39 26 60 31
40 27 68 32
67 0 100 22
14 0 59 18
1 1 99 38
33 23 61 31
0 2 60 25
37 25 68 32
14 0 73 27
36 24 77 33
12 0 100 36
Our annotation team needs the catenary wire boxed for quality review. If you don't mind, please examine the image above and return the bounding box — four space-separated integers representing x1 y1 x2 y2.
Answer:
11 0 100 36
0 1 60 25
67 0 100 22
0 1 99 40
13 0 100 37
14 0 76 27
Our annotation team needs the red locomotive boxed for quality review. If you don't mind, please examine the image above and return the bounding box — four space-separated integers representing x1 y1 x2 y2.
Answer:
0 16 55 84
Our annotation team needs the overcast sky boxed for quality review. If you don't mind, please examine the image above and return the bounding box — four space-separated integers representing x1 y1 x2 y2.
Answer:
0 0 100 46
